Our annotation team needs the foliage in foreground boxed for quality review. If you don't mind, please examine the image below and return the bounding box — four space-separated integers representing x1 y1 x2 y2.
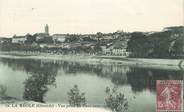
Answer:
67 85 86 107
105 86 128 112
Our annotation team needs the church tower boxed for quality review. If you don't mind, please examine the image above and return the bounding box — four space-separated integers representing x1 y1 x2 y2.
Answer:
45 24 49 34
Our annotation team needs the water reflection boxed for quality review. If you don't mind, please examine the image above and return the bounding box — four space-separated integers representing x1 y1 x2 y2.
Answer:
24 61 60 103
0 85 16 100
126 68 183 92
0 58 60 103
0 85 7 99
0 58 183 103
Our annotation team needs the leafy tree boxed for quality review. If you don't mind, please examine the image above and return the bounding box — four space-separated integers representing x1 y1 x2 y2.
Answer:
105 86 128 112
25 34 36 44
67 85 86 107
23 60 59 103
149 31 173 58
169 34 184 58
127 32 153 58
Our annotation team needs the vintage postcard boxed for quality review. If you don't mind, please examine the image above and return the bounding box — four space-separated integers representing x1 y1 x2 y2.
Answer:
0 0 183 112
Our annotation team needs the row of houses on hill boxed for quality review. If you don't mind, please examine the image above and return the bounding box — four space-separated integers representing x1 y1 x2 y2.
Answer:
0 25 131 56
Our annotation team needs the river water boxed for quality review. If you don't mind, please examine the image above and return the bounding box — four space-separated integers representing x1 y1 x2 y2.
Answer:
0 57 183 112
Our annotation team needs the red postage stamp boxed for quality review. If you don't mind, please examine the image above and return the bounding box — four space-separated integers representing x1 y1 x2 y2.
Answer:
156 80 183 112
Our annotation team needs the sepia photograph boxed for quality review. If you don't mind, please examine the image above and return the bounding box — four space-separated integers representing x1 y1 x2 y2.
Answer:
0 0 183 112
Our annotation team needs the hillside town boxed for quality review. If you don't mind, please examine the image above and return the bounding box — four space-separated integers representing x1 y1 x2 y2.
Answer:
0 25 183 58
0 24 130 56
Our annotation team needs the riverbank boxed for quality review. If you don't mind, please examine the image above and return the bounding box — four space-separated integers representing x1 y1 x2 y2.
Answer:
0 51 183 70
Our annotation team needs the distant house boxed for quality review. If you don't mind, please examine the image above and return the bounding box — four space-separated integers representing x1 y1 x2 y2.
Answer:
101 40 130 56
12 34 35 44
0 37 11 43
101 46 111 55
52 34 67 43
112 49 127 56
113 43 130 56
102 35 113 40
12 35 27 44
35 33 49 41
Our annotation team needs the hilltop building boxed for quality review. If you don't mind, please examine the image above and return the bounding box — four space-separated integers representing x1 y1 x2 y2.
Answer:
35 24 50 41
45 24 49 35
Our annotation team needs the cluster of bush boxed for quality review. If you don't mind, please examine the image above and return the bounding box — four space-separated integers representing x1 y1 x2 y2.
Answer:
68 85 128 112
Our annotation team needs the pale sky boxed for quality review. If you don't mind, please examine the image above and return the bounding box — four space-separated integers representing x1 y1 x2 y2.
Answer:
0 0 183 37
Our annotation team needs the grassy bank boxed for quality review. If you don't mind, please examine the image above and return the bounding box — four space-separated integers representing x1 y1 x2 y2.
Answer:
0 51 183 70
